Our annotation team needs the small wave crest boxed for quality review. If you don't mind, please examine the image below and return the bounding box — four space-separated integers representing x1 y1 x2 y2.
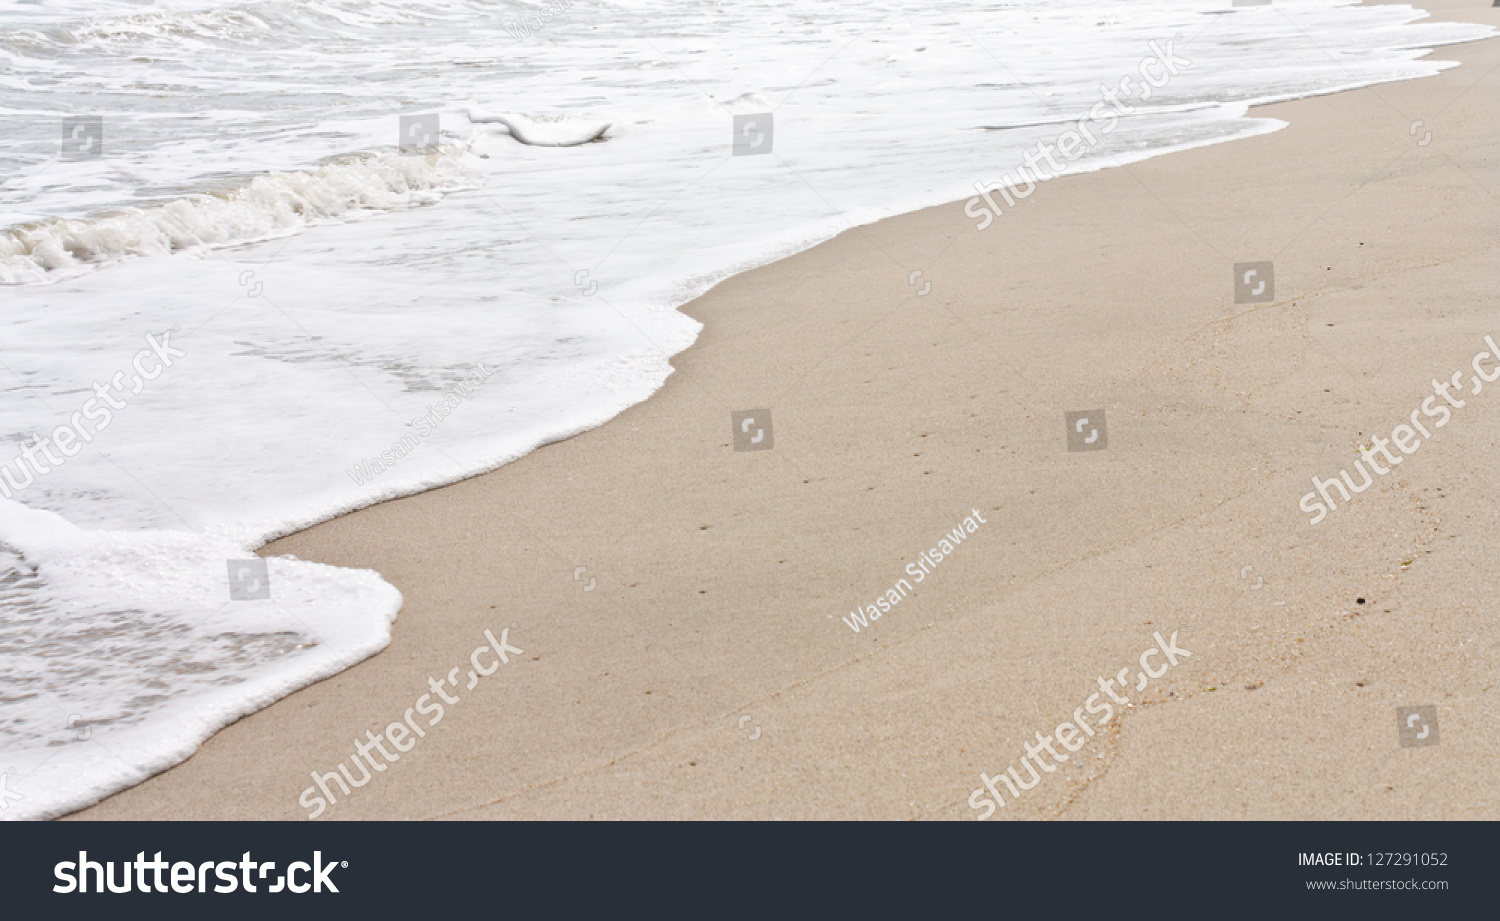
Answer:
0 145 476 285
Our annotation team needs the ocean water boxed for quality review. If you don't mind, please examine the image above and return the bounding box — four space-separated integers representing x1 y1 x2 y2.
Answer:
0 0 1491 819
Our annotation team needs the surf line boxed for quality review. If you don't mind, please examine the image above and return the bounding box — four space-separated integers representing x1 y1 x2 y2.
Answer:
841 508 988 633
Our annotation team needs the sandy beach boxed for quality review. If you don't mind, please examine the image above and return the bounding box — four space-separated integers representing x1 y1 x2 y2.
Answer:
71 0 1500 820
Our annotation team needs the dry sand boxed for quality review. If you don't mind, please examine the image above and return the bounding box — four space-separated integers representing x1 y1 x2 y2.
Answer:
74 0 1500 820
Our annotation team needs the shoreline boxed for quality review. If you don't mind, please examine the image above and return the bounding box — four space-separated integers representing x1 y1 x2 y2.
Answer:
71 0 1500 820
